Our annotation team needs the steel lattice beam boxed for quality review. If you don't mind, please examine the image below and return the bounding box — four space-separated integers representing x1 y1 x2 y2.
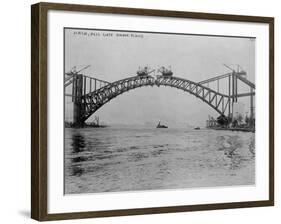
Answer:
80 75 231 122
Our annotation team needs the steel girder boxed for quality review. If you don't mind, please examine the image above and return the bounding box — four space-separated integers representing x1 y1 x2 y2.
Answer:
81 76 231 122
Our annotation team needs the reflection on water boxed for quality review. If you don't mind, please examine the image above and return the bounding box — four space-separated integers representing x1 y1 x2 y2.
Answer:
71 134 85 153
64 127 255 194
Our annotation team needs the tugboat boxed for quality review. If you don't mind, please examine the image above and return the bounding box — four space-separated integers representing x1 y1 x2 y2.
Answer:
156 121 168 128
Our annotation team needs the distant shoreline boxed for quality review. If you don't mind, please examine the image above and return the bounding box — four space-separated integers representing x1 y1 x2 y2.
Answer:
207 127 255 133
64 122 107 128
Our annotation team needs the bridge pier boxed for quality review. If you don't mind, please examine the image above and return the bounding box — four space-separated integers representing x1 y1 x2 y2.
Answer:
65 73 255 127
250 87 254 120
229 74 231 119
73 74 84 126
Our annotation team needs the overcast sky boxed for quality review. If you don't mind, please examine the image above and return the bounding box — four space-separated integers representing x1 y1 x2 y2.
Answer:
64 28 255 127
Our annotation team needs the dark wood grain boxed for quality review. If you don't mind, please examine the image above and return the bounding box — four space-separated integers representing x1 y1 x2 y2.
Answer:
31 2 274 221
31 3 40 220
31 3 48 220
269 19 274 203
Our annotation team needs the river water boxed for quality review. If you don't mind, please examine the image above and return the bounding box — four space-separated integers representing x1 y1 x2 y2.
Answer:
64 126 255 194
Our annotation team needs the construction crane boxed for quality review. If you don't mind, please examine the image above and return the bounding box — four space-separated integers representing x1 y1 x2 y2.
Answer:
65 65 91 88
137 66 155 76
223 64 246 76
223 64 236 72
158 66 173 77
66 65 91 76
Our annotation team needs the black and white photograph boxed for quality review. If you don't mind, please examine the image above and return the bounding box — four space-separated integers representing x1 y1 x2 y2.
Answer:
64 28 255 194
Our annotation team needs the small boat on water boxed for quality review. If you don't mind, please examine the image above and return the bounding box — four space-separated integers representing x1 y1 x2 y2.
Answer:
156 121 168 128
194 127 200 130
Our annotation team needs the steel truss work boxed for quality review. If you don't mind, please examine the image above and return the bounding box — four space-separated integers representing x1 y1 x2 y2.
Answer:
65 71 255 125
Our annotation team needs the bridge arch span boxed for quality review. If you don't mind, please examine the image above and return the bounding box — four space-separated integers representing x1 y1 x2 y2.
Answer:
81 75 231 122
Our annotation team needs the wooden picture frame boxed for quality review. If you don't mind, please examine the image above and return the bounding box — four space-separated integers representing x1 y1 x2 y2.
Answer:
31 2 274 221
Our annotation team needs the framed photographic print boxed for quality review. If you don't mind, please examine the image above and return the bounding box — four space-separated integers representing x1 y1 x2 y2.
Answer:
31 2 274 221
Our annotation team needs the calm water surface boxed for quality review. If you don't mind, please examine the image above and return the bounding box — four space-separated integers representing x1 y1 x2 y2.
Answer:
64 126 255 194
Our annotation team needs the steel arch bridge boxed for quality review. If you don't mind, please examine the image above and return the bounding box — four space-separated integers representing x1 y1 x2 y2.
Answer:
65 71 255 125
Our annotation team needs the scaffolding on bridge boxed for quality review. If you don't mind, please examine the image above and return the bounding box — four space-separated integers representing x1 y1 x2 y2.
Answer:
199 65 255 122
64 65 255 126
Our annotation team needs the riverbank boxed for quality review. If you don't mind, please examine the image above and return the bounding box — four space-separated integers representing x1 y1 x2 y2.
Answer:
65 122 107 128
207 126 255 132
